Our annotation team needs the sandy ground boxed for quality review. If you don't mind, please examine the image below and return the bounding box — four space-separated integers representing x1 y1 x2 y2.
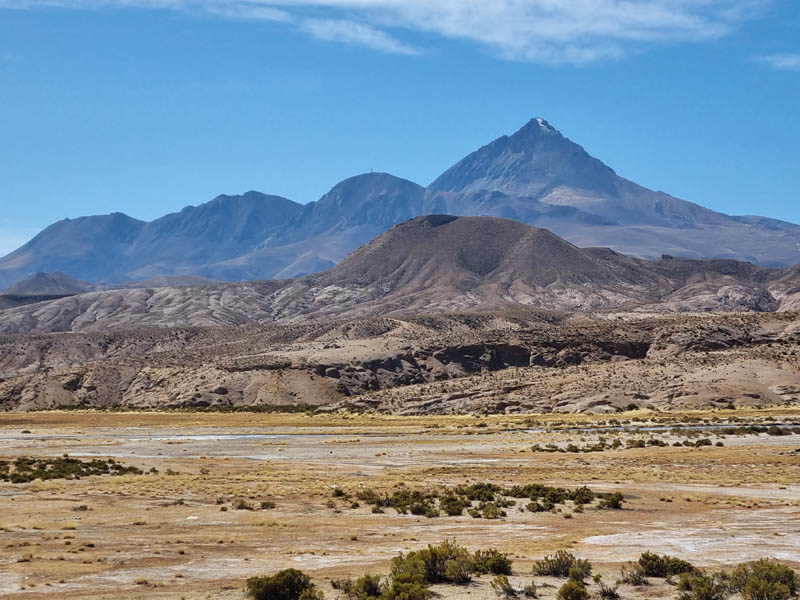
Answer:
1 410 799 599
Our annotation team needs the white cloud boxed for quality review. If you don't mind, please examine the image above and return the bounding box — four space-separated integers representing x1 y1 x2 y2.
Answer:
754 52 800 71
302 18 417 55
0 0 774 64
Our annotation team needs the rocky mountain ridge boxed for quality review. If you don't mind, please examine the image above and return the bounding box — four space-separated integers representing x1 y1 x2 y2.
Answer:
2 119 799 288
1 215 798 335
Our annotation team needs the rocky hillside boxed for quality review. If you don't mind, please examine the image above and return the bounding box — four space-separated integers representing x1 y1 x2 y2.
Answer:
1 311 798 413
0 215 799 334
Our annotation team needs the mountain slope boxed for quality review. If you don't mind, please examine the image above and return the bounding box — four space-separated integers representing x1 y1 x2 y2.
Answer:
424 119 800 265
2 215 798 334
211 173 426 279
1 118 799 288
1 271 96 296
123 191 303 280
0 192 303 285
0 213 146 285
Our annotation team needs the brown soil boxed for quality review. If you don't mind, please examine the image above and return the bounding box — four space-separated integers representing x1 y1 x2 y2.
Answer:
1 410 799 599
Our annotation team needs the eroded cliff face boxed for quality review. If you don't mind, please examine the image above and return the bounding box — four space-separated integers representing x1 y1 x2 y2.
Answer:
1 311 798 415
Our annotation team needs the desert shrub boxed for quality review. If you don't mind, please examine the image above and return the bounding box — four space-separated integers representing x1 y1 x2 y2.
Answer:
598 581 620 599
557 580 590 600
391 539 473 585
246 569 321 600
379 574 432 600
235 499 255 510
767 426 787 436
260 501 276 510
523 581 538 598
456 482 501 502
570 486 595 505
527 502 545 513
482 502 505 519
473 549 513 575
677 572 729 600
619 563 648 586
533 551 590 578
492 574 517 598
638 552 695 577
440 494 470 516
334 574 383 600
1 456 143 483
569 561 592 583
598 493 624 510
731 560 798 600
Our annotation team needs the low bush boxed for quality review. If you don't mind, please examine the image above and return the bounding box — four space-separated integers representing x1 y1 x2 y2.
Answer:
492 574 517 598
391 539 473 585
246 569 322 600
557 580 590 600
473 549 513 575
731 559 798 600
619 563 648 586
569 562 592 583
379 574 431 600
598 493 624 510
333 574 383 600
638 551 695 577
532 551 590 578
677 572 729 600
0 456 142 483
598 581 620 599
523 581 538 598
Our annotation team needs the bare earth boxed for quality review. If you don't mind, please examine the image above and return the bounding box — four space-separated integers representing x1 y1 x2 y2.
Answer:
1 410 799 599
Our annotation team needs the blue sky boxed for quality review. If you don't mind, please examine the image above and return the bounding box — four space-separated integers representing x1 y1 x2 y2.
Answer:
0 0 799 255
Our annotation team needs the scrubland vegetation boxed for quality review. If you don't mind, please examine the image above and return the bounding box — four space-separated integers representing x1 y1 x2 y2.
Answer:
0 456 143 483
247 543 799 600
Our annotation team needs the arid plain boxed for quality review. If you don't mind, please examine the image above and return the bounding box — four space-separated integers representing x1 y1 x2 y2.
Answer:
2 409 798 599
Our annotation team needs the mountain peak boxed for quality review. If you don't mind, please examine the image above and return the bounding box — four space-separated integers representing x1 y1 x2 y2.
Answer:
517 117 559 136
428 117 615 197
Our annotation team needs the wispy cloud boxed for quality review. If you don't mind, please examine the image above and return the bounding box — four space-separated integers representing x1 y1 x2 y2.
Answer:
302 18 417 55
753 52 800 71
0 0 775 64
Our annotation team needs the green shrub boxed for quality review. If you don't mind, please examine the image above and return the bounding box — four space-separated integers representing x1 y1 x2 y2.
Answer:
246 569 321 600
492 574 517 598
1 456 143 483
619 563 648 586
677 572 729 600
379 573 432 600
598 581 620 599
569 562 592 583
533 551 590 578
473 549 513 575
391 540 472 585
731 560 798 600
598 493 624 510
440 494 470 516
482 502 505 519
334 574 383 600
638 551 695 577
557 580 590 600
523 581 538 598
570 486 595 505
